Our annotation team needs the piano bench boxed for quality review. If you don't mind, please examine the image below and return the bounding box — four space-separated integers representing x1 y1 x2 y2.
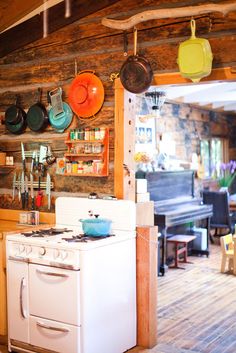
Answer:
167 235 196 269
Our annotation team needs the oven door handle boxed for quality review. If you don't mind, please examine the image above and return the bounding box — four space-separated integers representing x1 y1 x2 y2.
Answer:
36 321 69 333
8 255 29 263
36 268 69 278
20 277 27 319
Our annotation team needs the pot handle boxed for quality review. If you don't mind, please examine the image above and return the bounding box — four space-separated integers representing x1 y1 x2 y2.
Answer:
37 87 42 103
78 70 95 75
190 19 196 39
133 27 138 56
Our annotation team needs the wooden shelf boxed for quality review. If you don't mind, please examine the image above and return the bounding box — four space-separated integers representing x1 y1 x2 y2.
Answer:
63 128 109 177
65 139 104 144
64 153 103 158
0 165 15 175
63 172 107 177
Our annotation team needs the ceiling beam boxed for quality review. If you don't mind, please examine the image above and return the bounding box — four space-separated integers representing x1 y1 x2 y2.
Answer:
0 0 120 58
0 0 46 33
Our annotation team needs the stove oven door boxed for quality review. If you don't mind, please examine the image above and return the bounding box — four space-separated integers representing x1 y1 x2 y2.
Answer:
29 264 80 325
7 259 29 344
29 316 80 353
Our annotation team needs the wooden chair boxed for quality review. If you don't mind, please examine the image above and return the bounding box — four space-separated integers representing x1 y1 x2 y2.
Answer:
220 233 234 273
203 191 235 242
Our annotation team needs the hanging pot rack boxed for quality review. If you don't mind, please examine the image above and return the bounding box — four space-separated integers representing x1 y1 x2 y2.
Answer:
101 2 236 30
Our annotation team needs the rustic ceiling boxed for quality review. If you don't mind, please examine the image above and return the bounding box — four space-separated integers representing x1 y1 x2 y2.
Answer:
0 0 47 33
146 82 236 115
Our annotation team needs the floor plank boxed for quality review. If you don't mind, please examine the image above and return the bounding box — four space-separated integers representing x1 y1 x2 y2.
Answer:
129 243 236 353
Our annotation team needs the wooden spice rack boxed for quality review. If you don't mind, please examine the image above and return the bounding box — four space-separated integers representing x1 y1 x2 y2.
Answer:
63 128 109 177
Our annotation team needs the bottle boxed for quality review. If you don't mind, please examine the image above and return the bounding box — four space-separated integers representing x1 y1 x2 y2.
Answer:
95 128 100 140
100 127 106 139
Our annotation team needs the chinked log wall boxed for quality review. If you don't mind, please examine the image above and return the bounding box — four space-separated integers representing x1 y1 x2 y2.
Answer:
0 0 236 211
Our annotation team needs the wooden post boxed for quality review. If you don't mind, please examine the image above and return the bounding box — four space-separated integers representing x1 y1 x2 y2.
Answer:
136 225 158 348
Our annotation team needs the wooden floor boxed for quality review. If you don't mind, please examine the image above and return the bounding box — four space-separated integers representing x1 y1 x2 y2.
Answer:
129 242 236 353
1 243 236 353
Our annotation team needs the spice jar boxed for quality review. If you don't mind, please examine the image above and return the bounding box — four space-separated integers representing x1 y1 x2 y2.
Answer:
72 161 78 174
90 128 95 140
84 128 90 140
100 128 106 139
84 144 92 154
95 128 100 140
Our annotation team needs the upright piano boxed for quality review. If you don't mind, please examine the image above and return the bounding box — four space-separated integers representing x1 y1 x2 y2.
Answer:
143 170 213 275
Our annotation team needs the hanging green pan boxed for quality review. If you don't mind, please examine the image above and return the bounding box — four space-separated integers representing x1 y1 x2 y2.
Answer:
177 19 213 82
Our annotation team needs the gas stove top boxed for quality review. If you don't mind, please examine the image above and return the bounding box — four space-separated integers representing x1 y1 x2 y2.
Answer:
20 228 116 243
21 228 73 237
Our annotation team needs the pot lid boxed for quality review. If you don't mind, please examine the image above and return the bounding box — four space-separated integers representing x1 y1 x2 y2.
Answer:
68 71 104 118
80 218 112 224
49 102 73 132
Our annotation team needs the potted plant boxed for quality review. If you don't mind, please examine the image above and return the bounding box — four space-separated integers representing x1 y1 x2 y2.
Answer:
218 160 236 192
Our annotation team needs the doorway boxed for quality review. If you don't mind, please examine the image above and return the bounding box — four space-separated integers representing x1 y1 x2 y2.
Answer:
114 67 236 200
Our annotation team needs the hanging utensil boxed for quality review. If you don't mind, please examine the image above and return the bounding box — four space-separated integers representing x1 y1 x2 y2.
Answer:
177 19 213 82
30 173 35 210
25 175 29 210
12 172 16 200
17 174 21 203
36 177 43 208
68 70 105 118
119 28 153 94
5 96 27 135
26 88 49 132
45 146 56 165
21 142 26 172
48 87 73 132
21 172 25 209
5 95 26 125
49 88 64 117
46 173 51 210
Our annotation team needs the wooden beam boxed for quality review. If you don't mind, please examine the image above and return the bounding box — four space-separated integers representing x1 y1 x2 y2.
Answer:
136 226 158 348
0 0 47 33
0 0 120 58
102 2 236 30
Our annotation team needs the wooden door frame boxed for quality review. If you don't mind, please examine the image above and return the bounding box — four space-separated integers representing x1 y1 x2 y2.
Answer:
114 67 236 200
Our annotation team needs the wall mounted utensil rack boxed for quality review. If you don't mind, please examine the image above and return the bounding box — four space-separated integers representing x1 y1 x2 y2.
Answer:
13 180 54 190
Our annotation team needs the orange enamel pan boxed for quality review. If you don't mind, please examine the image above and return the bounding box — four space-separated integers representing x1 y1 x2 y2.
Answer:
68 71 105 118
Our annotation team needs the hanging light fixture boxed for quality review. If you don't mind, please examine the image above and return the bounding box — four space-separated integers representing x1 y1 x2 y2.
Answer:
145 91 166 112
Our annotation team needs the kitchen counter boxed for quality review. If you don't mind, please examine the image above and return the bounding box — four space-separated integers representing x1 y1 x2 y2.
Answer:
0 209 55 338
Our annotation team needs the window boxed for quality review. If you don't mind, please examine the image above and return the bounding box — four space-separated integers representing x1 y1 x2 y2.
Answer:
200 138 228 178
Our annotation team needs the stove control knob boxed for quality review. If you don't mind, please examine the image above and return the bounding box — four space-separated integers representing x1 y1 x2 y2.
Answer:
26 246 32 255
39 247 46 256
19 244 25 254
60 250 68 260
53 249 60 259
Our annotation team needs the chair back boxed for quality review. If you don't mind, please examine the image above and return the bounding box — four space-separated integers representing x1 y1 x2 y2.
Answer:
220 233 233 255
202 191 231 228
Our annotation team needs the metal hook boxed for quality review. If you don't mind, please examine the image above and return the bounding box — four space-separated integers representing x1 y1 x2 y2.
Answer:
43 0 48 38
65 0 71 18
74 59 78 76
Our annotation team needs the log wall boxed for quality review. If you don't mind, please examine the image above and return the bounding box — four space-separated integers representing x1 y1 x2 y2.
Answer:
0 0 236 211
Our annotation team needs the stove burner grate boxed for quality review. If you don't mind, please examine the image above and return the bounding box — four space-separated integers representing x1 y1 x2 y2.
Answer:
62 234 115 243
21 228 72 237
